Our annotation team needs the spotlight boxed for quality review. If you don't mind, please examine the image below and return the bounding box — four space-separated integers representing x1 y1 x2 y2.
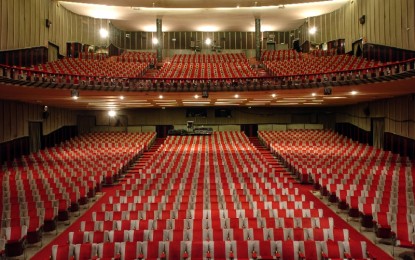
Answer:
205 38 212 45
119 96 124 100
271 94 276 98
108 110 116 117
152 38 159 45
351 91 358 95
71 89 79 100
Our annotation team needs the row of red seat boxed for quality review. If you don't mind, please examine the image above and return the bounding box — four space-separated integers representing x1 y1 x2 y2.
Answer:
264 54 383 77
51 239 371 260
0 132 156 258
157 61 256 79
73 226 343 242
47 131 376 259
113 51 156 63
170 53 248 63
29 58 149 78
261 50 303 61
258 129 415 248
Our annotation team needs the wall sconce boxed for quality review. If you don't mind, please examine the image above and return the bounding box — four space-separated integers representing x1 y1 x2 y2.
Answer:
71 89 79 100
46 19 52 28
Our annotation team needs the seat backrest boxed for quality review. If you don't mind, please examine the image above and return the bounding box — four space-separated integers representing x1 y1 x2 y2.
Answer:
51 244 74 260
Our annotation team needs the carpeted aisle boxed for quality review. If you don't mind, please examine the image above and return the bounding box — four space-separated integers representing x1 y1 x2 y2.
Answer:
31 184 120 260
292 182 394 260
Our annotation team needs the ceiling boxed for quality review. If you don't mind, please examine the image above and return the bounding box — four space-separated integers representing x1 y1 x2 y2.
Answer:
59 0 349 32
1 77 415 110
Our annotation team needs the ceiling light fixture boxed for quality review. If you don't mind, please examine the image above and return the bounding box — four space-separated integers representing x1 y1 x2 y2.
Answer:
119 96 124 100
234 94 239 98
271 94 276 98
159 94 163 99
152 38 159 45
351 91 358 95
205 38 212 45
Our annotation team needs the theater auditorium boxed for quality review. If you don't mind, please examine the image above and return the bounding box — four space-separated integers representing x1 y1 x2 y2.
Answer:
0 0 414 259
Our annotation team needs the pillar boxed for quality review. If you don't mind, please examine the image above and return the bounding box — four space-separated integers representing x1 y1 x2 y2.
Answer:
156 18 163 63
255 18 261 61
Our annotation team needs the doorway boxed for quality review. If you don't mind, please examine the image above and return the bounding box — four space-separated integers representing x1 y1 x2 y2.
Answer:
156 125 174 138
29 122 42 153
371 117 385 149
241 124 258 137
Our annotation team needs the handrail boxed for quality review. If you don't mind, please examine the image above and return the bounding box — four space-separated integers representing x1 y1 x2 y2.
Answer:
0 58 414 86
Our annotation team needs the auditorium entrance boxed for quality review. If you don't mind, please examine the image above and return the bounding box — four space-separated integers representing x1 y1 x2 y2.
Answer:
28 121 42 153
156 125 174 138
371 117 385 149
240 124 258 137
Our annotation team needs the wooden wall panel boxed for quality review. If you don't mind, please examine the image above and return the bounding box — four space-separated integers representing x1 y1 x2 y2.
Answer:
0 100 76 143
336 95 415 140
311 0 415 52
2 102 11 141
0 102 4 141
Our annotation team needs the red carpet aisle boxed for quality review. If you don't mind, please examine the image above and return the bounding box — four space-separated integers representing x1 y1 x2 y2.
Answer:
31 184 118 260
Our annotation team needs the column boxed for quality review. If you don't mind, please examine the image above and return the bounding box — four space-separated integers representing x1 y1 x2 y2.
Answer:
255 18 261 61
156 18 163 63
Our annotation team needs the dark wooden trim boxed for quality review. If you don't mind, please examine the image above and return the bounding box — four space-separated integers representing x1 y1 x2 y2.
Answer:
335 122 371 145
0 125 78 165
0 47 48 67
363 43 415 63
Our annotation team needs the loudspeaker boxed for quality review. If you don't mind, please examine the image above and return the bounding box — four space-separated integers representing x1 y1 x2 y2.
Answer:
42 111 49 119
293 39 301 52
359 15 366 25
363 106 370 117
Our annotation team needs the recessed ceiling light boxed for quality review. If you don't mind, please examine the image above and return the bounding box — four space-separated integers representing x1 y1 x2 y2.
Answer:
351 91 358 95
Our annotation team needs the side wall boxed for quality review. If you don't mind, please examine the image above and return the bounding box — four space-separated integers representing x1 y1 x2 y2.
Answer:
0 0 110 56
0 100 77 143
335 94 415 140
308 0 415 52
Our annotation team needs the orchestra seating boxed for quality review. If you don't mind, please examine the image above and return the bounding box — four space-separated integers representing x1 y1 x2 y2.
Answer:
49 131 375 259
0 132 155 258
156 53 257 79
259 129 415 248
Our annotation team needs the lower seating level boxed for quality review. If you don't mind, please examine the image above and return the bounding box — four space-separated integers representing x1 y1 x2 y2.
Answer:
26 131 395 260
